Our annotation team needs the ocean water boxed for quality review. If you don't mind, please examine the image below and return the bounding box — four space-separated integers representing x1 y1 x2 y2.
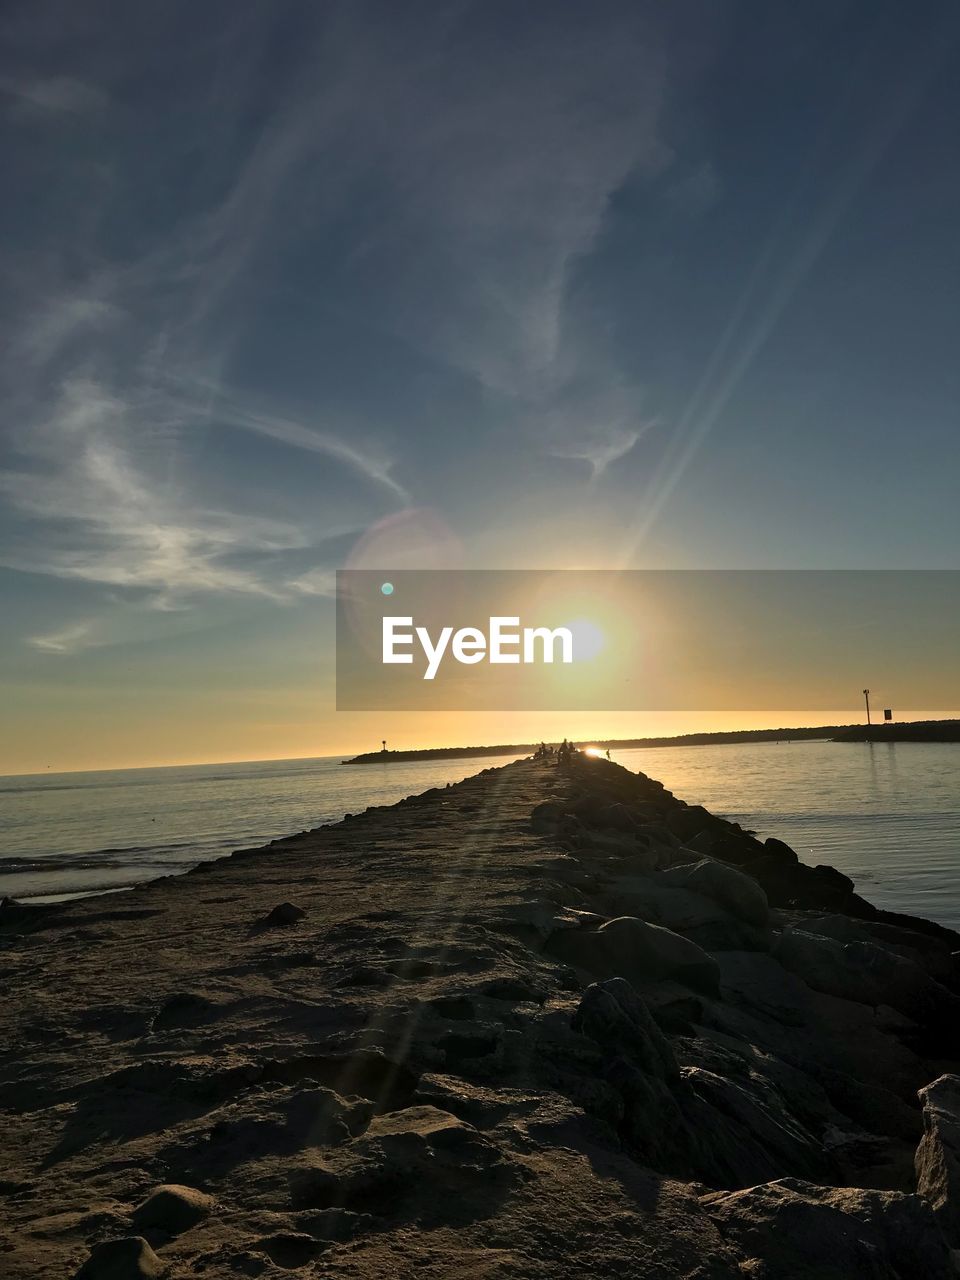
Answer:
1 741 958 929
616 741 960 930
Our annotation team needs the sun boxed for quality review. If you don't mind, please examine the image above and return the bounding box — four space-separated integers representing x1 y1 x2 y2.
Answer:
564 617 606 662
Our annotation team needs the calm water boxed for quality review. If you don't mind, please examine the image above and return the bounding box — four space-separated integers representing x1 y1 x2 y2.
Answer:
1 742 958 929
617 742 960 929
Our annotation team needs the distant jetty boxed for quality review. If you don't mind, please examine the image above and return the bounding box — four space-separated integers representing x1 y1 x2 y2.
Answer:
343 719 960 763
343 724 850 765
833 719 960 743
343 743 539 764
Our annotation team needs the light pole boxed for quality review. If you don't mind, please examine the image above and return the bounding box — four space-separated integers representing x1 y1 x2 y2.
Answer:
863 689 871 726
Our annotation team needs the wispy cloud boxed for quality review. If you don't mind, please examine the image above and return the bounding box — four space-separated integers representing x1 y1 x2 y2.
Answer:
185 392 410 505
27 620 98 654
0 375 315 603
0 75 106 115
0 0 688 656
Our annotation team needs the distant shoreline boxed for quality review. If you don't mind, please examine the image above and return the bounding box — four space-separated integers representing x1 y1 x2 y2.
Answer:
342 719 960 763
341 726 844 765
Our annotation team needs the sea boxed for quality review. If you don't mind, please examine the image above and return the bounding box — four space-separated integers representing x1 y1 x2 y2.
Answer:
1 741 958 930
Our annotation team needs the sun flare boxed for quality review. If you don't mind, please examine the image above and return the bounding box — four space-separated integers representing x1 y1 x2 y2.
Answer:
564 617 606 662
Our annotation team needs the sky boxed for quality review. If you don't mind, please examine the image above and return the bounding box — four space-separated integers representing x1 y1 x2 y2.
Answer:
1 0 959 773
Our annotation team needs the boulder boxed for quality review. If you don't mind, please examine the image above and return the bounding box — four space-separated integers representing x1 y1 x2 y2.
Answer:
530 800 565 832
710 832 766 866
793 913 960 988
763 836 799 864
290 1105 521 1225
916 1074 960 1246
604 1054 688 1171
641 822 682 851
680 1069 825 1188
749 858 855 912
132 1184 214 1235
815 864 855 894
496 900 603 942
774 928 960 1029
580 829 661 871
665 805 719 842
660 858 769 927
702 1177 952 1278
264 902 306 927
684 829 717 857
74 1237 164 1279
594 802 638 832
632 979 705 1033
547 915 721 996
594 876 767 952
572 978 679 1082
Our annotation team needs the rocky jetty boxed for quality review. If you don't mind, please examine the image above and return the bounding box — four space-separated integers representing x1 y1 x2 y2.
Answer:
2 755 959 1277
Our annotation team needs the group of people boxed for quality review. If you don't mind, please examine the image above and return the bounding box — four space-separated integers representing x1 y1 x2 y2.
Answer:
532 740 611 764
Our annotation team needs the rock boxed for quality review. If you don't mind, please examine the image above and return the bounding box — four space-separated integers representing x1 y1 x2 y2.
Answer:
605 1054 688 1171
749 857 855 912
581 828 661 870
290 1105 522 1224
74 1236 164 1279
774 928 960 1029
665 805 719 841
595 876 767 952
660 858 769 927
572 978 679 1082
530 800 564 831
500 901 603 941
641 822 682 851
132 1184 214 1235
548 915 721 996
815 864 855 894
152 993 222 1032
709 832 766 866
255 1233 324 1268
792 912 960 988
811 1065 921 1144
479 976 547 1004
684 829 717 856
569 794 610 824
763 836 799 863
702 1177 952 1278
264 901 305 926
595 802 637 832
633 979 705 1033
681 1068 825 1187
916 1074 960 1247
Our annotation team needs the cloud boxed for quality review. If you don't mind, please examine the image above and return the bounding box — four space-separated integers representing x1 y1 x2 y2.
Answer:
336 9 672 406
0 75 106 116
0 0 691 637
288 567 337 598
27 620 97 654
529 378 657 480
552 426 646 481
190 393 410 505
0 375 316 602
10 293 118 372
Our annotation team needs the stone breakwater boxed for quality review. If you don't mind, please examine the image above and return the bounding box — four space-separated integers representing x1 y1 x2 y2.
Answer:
2 755 959 1278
